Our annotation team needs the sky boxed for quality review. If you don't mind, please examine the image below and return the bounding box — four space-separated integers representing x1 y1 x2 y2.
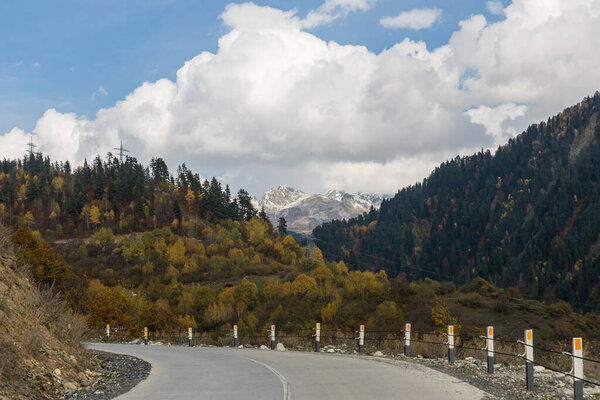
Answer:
1 0 600 196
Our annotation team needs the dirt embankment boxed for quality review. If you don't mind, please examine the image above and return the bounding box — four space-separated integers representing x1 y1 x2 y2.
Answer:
0 226 88 400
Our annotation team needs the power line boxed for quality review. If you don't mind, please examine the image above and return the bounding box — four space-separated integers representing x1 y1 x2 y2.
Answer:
26 136 41 157
113 140 130 163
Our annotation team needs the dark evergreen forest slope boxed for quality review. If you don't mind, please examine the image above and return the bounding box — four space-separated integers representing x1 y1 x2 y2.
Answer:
314 92 600 311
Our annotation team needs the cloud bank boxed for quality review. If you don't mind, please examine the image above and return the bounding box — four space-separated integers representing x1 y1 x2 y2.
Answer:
2 0 600 195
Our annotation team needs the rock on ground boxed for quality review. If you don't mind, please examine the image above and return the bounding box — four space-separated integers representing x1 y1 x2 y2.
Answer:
65 350 150 400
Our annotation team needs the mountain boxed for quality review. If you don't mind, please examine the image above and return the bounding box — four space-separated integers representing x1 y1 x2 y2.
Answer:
314 92 600 311
253 186 387 232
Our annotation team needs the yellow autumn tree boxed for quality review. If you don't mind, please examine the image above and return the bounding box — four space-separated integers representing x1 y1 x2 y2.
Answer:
167 239 186 267
89 205 101 228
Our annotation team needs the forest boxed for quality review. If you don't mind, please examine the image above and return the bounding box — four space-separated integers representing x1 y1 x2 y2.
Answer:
314 93 600 313
0 152 261 237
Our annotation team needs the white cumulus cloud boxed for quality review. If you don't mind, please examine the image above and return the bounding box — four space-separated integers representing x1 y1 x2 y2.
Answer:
3 0 600 196
0 128 30 159
486 1 505 15
302 0 376 28
380 8 442 30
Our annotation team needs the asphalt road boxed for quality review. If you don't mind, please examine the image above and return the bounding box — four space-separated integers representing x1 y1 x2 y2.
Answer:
89 343 489 400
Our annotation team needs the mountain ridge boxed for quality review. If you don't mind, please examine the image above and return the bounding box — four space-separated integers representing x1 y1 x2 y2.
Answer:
313 92 600 311
252 186 388 232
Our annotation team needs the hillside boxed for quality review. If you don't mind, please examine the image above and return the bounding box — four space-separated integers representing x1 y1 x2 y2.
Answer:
253 186 387 232
314 92 600 312
0 155 259 239
0 226 87 399
32 221 599 351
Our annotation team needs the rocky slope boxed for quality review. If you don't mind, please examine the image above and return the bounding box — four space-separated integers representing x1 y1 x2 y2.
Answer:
0 226 87 399
253 186 387 232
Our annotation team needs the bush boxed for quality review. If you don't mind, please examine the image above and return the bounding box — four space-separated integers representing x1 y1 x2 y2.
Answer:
460 277 498 295
553 321 576 340
549 301 572 317
505 286 523 299
493 295 510 314
437 281 457 295
458 293 483 308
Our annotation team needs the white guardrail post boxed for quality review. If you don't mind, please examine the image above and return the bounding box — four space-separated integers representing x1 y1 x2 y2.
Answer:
358 325 365 353
233 324 238 347
270 324 276 350
524 329 534 391
447 325 455 364
105 324 110 343
573 337 583 400
144 326 148 345
188 327 193 347
404 323 411 356
315 323 321 352
486 326 494 374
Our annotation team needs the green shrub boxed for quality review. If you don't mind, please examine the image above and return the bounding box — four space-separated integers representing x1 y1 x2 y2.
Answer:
458 292 483 308
460 277 498 295
437 281 457 295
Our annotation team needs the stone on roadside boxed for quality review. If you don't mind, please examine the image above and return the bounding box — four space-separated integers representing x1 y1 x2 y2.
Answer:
276 343 285 351
327 348 335 353
63 382 78 391
373 351 384 357
534 365 545 372
260 345 269 350
238 345 244 349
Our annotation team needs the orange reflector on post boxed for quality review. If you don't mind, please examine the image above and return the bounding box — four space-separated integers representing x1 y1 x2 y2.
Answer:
575 338 582 351
488 327 493 336
406 323 411 331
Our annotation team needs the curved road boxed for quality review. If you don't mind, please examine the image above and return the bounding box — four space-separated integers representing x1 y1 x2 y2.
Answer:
89 344 488 400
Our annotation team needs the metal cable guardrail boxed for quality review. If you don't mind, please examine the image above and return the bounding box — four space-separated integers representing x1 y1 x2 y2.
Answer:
95 323 600 393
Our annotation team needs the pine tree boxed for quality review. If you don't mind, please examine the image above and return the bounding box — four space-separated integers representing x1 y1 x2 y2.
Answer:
277 217 287 236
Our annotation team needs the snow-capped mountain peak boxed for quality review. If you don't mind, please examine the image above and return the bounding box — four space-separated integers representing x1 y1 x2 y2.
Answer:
253 186 389 232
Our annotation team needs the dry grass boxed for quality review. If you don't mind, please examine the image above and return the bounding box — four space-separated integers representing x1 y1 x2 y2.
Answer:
0 224 89 399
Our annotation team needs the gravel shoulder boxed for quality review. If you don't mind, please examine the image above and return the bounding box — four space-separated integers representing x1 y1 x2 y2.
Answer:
404 356 600 400
64 350 150 400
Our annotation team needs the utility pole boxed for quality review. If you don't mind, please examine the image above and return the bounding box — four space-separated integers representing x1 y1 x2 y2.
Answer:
26 136 37 156
113 140 130 163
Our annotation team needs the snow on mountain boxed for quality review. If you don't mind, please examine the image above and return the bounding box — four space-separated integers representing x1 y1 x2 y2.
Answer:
251 185 311 214
253 186 388 233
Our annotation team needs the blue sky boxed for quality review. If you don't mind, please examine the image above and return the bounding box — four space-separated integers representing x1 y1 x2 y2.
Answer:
1 0 598 195
0 0 506 134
